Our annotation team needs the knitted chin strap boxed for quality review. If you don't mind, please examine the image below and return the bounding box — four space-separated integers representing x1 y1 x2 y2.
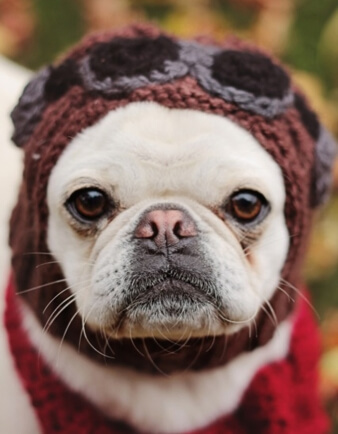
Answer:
9 24 337 374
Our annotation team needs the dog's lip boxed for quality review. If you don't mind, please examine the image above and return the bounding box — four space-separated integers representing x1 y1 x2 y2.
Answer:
126 277 212 311
126 278 209 312
127 273 216 305
113 277 216 334
128 267 215 295
137 278 206 297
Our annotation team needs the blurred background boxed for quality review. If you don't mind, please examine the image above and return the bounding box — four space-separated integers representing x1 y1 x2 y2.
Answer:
0 0 337 429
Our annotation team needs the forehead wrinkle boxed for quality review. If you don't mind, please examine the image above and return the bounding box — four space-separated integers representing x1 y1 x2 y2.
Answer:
130 142 207 169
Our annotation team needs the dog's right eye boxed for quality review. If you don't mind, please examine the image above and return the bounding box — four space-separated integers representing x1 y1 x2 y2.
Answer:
66 188 111 223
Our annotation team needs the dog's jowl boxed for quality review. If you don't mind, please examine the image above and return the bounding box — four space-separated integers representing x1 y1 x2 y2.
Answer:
4 24 336 433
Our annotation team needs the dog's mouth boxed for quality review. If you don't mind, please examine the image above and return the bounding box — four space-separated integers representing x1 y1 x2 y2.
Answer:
114 273 222 339
74 270 244 374
96 275 236 375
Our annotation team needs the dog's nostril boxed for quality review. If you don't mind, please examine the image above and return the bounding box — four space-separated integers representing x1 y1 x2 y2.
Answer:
150 221 159 239
134 221 157 239
173 219 197 239
173 221 182 238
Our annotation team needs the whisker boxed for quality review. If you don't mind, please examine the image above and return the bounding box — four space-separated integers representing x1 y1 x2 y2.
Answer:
261 304 278 328
78 328 84 353
150 331 177 355
183 334 205 372
276 285 295 303
35 261 62 269
252 318 258 338
205 311 217 352
247 320 252 339
142 338 168 376
207 299 259 326
220 333 228 361
24 251 55 257
43 294 77 335
56 309 81 366
43 286 74 314
82 326 116 360
175 330 193 353
42 278 92 314
98 309 115 360
102 333 115 360
81 300 115 360
155 327 185 347
279 278 319 319
205 333 216 353
36 260 96 269
128 328 146 358
18 278 68 295
265 299 278 327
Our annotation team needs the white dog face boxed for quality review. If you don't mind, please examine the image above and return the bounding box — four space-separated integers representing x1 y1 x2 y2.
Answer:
47 101 289 341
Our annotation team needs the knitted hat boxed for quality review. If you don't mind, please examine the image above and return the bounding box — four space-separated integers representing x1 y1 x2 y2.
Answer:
9 24 336 374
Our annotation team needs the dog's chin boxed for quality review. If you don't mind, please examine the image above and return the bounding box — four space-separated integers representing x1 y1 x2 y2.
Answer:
113 279 220 340
87 279 247 342
76 277 259 375
81 280 247 374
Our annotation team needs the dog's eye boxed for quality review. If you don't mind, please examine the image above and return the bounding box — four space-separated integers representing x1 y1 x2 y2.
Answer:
225 190 269 224
66 188 111 222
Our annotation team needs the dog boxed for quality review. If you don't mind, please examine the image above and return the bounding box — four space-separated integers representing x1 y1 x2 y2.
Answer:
2 25 336 433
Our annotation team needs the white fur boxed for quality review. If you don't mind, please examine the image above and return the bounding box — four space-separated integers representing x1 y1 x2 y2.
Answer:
47 102 289 339
23 303 293 433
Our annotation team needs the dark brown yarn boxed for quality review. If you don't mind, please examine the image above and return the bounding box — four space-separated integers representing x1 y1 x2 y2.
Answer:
44 58 82 102
9 26 333 374
89 35 179 81
212 50 290 98
67 23 166 62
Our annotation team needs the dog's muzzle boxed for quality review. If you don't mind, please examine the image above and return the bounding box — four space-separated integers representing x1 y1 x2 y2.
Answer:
114 205 220 334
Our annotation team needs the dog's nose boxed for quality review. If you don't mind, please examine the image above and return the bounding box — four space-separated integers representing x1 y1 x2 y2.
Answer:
134 209 197 248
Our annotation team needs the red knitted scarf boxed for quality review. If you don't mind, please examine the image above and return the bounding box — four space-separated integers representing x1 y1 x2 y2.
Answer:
4 279 329 434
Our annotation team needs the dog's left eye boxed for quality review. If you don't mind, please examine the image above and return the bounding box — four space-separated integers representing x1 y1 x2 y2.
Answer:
66 188 111 222
225 190 269 225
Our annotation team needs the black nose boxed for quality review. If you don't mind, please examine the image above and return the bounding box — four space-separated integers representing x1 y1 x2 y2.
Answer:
134 209 197 249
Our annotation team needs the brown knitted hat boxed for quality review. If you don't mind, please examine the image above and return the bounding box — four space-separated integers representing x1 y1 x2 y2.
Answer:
9 24 336 374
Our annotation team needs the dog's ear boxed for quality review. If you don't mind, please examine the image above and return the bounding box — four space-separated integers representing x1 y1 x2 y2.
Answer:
11 67 51 148
311 126 337 207
294 91 337 208
11 59 82 148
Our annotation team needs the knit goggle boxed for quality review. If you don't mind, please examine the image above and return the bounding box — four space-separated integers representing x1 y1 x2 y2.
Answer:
11 33 336 207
